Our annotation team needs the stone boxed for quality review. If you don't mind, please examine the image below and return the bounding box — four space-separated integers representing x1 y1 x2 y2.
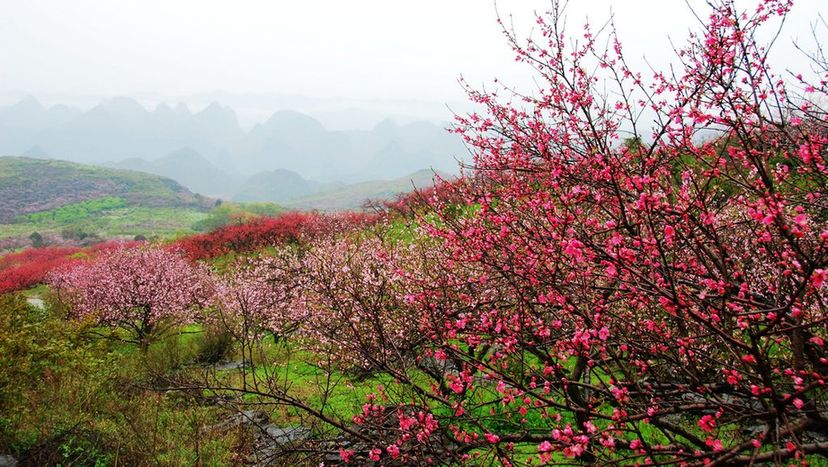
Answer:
213 360 246 371
259 425 311 445
202 409 269 433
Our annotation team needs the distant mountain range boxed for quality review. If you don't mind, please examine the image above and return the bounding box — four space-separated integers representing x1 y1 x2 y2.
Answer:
0 96 466 201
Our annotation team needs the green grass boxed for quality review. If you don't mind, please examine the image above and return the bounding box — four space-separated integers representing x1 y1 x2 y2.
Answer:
17 197 128 223
0 206 209 240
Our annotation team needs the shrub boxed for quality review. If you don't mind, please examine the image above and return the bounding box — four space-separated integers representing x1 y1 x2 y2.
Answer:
175 211 377 261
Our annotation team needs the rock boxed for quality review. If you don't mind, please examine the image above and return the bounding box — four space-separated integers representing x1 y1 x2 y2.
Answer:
26 298 45 310
250 425 312 466
0 455 17 467
418 356 459 374
741 424 764 436
202 409 269 433
213 360 246 371
803 430 828 443
259 425 311 445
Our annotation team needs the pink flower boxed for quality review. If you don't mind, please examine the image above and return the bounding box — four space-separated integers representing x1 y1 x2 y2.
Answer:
698 415 716 432
369 448 381 461
339 448 355 463
386 444 400 459
812 269 826 289
707 438 723 451
538 440 553 452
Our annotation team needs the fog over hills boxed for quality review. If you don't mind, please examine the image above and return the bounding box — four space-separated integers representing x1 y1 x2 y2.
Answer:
0 96 466 202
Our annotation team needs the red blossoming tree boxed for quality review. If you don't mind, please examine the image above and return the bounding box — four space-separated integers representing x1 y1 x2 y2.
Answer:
195 0 827 464
391 0 828 463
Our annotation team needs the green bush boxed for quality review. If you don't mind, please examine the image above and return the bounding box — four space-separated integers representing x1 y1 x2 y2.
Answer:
0 294 235 465
194 326 234 365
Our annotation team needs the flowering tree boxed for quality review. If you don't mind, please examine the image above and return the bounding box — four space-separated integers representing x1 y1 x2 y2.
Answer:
386 0 828 463
192 0 827 464
174 211 378 261
211 249 305 389
213 251 305 342
296 235 424 374
49 246 214 351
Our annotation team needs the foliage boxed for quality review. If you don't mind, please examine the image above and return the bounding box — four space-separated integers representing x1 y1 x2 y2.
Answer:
17 196 127 224
28 231 43 247
174 211 377 261
192 201 284 232
0 294 236 465
0 205 210 242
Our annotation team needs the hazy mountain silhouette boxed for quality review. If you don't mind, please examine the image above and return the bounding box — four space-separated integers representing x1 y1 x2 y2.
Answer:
233 168 343 203
0 96 466 197
0 96 81 155
108 148 240 198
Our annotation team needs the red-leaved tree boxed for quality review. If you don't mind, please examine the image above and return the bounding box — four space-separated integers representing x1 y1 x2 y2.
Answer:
0 241 141 295
174 211 378 261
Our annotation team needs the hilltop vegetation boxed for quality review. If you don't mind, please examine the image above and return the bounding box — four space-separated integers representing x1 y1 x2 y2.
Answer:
0 156 213 223
0 157 221 248
17 197 127 223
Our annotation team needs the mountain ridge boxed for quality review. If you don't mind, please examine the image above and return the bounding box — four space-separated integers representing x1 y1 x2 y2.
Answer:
0 96 465 186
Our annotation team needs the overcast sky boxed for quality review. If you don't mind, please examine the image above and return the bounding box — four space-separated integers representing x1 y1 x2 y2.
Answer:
0 0 824 106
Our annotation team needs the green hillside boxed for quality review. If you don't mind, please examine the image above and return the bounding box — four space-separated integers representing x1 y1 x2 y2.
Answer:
0 156 217 244
0 156 214 222
282 169 445 211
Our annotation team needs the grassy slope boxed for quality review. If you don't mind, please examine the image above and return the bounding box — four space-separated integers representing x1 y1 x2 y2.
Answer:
0 156 216 241
282 169 445 211
0 206 210 239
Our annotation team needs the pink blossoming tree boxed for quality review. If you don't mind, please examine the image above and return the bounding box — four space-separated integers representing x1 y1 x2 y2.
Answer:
49 246 214 351
296 236 423 373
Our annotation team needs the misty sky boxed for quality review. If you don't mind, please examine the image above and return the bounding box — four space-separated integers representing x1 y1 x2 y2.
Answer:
0 0 824 106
